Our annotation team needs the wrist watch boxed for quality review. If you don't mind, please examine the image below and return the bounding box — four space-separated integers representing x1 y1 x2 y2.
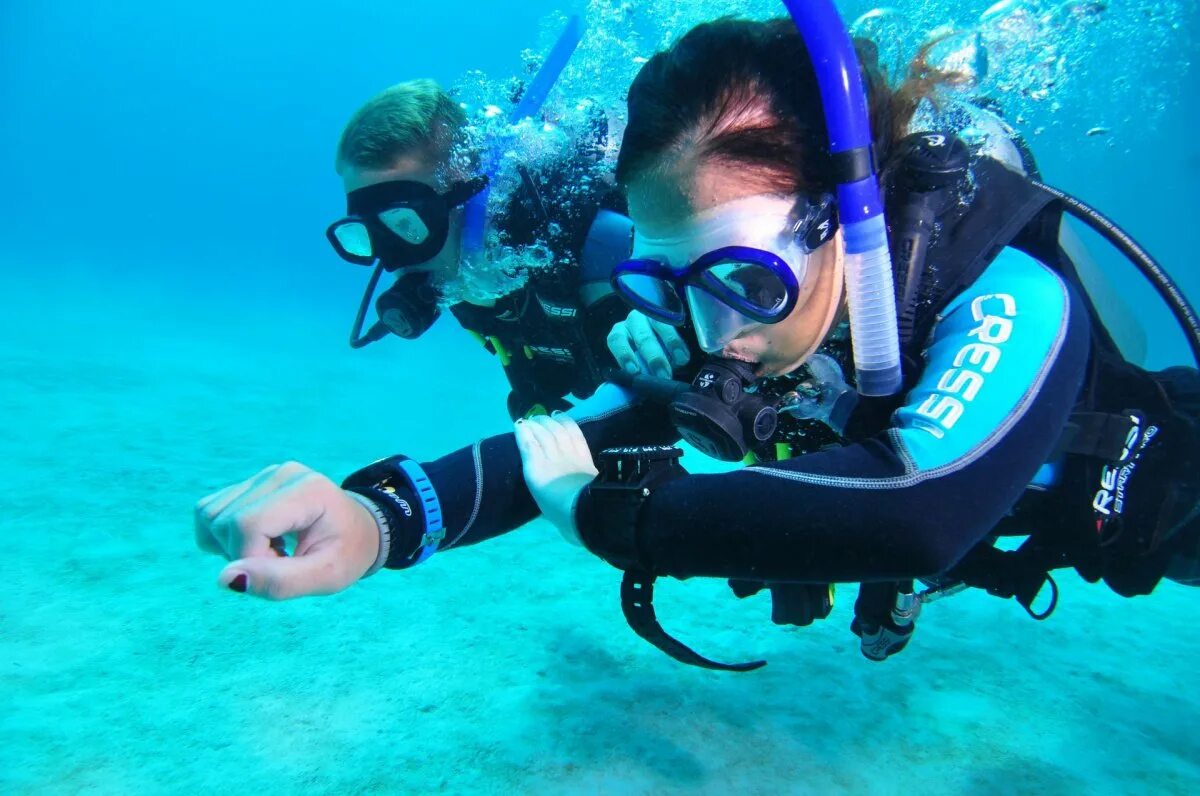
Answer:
343 455 445 566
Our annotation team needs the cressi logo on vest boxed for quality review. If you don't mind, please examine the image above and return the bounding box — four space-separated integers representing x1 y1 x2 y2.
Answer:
538 296 578 319
1092 413 1160 540
527 344 575 362
914 293 1017 439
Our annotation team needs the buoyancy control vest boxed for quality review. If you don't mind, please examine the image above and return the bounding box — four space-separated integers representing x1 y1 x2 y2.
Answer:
853 130 1200 628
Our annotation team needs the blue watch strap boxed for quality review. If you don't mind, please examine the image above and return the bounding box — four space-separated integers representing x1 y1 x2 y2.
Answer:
343 455 445 566
396 458 445 563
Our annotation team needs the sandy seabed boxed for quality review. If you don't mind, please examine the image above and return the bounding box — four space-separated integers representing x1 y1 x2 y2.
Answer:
2 277 1197 795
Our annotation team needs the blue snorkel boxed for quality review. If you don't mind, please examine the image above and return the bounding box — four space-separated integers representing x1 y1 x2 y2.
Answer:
781 0 903 396
459 14 586 259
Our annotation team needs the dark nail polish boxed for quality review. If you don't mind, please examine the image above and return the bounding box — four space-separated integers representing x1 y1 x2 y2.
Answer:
229 573 248 593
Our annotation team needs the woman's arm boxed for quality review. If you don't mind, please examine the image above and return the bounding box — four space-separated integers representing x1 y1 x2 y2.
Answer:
578 248 1092 582
355 384 679 570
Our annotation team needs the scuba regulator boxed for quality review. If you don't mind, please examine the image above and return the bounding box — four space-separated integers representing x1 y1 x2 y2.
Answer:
348 266 443 348
610 354 857 463
607 358 775 462
670 359 779 461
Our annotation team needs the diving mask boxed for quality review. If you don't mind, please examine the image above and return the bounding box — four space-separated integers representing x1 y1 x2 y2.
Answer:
327 176 488 271
612 193 837 352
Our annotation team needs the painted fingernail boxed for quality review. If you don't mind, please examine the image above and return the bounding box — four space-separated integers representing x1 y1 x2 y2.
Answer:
228 573 248 593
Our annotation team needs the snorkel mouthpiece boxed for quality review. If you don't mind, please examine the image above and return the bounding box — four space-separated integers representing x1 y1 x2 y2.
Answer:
781 0 903 396
460 14 586 258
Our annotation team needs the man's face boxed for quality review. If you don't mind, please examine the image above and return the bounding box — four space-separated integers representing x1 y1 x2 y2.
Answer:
339 153 464 282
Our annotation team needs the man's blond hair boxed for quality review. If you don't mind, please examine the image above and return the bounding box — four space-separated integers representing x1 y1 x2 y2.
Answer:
335 79 467 172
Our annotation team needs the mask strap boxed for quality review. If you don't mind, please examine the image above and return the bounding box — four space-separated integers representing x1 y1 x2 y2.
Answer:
349 262 390 349
777 230 846 374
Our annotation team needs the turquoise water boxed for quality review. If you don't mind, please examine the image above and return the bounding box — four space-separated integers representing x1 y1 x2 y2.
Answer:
2 1 1199 793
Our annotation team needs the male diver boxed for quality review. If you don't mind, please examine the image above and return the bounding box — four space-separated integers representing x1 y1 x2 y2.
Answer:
327 17 635 419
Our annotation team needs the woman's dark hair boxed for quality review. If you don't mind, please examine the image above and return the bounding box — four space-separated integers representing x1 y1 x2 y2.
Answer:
616 17 941 195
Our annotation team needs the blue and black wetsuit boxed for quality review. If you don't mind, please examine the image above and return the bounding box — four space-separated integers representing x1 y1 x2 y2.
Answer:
357 245 1092 585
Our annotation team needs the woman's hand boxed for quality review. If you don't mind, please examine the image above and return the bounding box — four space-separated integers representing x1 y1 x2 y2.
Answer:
608 310 691 379
514 414 599 545
194 462 381 599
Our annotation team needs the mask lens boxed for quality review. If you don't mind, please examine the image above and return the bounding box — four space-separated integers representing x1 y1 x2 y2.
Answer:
342 180 452 270
706 261 790 319
330 221 374 261
686 287 762 353
378 206 431 245
614 272 685 324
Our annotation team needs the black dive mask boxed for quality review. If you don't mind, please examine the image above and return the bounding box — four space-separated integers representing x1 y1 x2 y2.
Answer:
348 265 442 348
327 176 487 271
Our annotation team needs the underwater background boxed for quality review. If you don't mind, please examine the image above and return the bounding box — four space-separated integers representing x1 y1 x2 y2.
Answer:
2 1 1199 792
